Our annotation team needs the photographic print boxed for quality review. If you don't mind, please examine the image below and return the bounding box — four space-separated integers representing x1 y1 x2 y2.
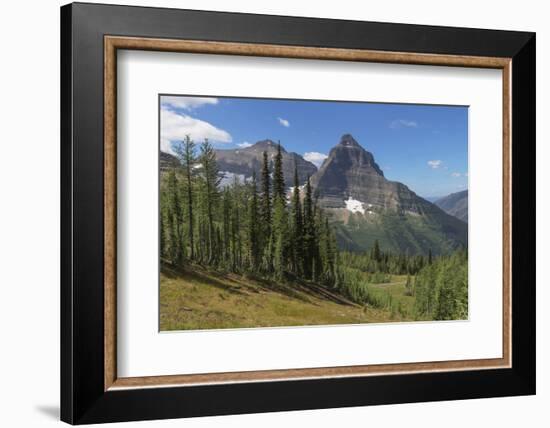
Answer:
159 95 469 331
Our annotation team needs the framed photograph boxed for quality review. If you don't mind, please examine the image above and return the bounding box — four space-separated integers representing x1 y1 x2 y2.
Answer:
61 2 535 424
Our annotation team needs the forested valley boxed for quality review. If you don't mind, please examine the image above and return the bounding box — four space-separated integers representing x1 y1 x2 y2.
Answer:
160 137 468 330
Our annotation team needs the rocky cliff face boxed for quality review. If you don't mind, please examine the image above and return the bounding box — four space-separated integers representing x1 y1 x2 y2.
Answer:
160 151 180 171
310 134 468 255
312 134 427 214
215 140 318 187
435 190 468 223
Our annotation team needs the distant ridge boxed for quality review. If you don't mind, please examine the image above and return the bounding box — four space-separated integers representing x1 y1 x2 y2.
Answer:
214 139 317 187
435 190 468 223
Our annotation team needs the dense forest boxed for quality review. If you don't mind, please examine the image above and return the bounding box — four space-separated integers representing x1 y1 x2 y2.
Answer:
413 250 468 320
161 136 339 284
160 137 468 321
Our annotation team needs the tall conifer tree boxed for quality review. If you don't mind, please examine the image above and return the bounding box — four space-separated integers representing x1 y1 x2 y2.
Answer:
174 136 196 259
260 151 272 271
199 139 220 263
273 142 285 200
166 168 182 265
302 176 314 279
291 165 303 275
248 171 260 269
222 187 231 266
371 239 381 263
160 210 166 259
272 142 290 278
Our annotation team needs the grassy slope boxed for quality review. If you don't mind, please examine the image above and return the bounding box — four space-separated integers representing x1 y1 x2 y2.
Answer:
160 265 415 331
370 275 416 317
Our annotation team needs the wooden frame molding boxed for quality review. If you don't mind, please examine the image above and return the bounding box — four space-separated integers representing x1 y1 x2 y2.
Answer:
104 35 512 391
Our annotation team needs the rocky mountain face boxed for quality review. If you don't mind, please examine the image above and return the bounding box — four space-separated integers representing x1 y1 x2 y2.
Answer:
312 134 420 213
435 190 468 223
215 140 318 187
160 139 317 187
310 134 468 255
160 151 180 171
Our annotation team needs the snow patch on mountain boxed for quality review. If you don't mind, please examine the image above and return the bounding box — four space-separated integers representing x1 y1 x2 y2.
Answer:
345 197 365 214
219 171 247 188
287 184 306 202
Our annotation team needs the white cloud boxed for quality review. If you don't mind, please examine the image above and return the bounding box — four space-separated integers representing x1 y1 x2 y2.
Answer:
160 137 174 154
303 151 328 168
427 160 443 169
160 108 232 154
390 119 418 129
161 96 219 110
451 172 462 177
237 142 252 148
277 117 290 127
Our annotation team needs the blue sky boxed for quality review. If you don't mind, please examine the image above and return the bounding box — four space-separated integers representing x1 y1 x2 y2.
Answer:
160 95 468 198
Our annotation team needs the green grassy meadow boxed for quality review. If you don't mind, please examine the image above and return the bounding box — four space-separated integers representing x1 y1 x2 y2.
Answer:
160 265 417 331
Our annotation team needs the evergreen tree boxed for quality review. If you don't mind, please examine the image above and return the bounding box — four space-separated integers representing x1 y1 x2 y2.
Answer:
160 210 166 259
248 171 260 269
413 250 467 320
272 196 288 279
166 168 183 265
322 216 337 285
222 188 231 266
371 239 382 263
272 144 289 279
260 151 272 271
199 139 220 263
302 176 314 279
273 142 285 200
167 205 178 264
230 187 238 270
316 210 328 282
173 136 196 260
290 166 303 276
232 175 243 269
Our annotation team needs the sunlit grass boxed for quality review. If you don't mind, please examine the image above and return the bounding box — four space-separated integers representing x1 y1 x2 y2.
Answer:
160 265 416 331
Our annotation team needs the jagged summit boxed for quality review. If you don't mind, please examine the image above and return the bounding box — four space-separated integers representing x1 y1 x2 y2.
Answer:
312 134 427 211
338 133 362 148
326 134 384 177
310 135 385 204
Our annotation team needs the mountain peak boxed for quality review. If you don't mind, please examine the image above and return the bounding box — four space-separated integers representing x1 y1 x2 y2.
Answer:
338 134 361 148
250 139 286 152
324 134 384 177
